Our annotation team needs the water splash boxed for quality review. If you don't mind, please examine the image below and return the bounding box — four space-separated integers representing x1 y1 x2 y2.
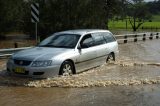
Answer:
1 58 160 88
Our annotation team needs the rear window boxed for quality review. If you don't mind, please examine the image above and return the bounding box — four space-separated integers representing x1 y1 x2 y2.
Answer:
92 33 106 46
102 32 115 43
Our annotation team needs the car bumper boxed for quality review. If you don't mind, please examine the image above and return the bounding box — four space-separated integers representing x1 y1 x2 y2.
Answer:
7 61 61 78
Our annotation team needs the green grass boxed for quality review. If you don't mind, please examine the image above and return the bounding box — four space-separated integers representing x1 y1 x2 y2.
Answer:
109 20 160 30
109 15 160 30
109 21 131 29
152 14 160 21
143 22 160 27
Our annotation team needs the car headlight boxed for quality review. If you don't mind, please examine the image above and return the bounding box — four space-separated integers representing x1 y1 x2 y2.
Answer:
31 60 52 67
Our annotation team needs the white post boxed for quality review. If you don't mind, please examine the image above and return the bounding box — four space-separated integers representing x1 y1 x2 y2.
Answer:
35 22 38 44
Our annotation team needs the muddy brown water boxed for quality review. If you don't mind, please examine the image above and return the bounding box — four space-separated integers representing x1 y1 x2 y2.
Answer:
0 40 160 106
1 85 160 106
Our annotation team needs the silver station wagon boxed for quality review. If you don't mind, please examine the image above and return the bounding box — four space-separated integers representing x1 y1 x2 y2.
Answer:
7 29 119 78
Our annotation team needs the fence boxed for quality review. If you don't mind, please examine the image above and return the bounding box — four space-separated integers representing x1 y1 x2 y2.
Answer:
116 32 159 43
0 32 159 58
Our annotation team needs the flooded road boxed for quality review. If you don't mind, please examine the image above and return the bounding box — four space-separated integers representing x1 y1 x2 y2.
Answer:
1 85 160 106
0 39 160 106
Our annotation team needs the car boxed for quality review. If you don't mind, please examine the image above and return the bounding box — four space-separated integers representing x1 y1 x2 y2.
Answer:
6 29 119 78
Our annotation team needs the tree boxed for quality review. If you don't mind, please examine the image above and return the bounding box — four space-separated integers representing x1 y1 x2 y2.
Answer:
126 0 151 31
0 0 154 38
0 0 29 33
147 0 160 16
103 0 124 29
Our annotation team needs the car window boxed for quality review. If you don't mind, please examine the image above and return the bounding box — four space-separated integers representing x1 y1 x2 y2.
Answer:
38 34 80 48
102 32 115 43
80 34 94 48
92 33 106 46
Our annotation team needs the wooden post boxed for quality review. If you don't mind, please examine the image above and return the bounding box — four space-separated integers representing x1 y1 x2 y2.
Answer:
14 42 18 48
124 35 127 43
156 33 159 39
149 33 153 40
134 35 137 42
143 34 146 41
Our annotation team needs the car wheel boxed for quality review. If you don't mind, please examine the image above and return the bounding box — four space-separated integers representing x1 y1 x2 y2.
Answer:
106 53 115 62
59 61 74 76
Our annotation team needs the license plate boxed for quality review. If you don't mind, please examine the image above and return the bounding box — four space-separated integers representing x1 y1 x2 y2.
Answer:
14 67 25 74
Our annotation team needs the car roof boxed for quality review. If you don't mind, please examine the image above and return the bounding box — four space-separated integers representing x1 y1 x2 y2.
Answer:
56 29 111 35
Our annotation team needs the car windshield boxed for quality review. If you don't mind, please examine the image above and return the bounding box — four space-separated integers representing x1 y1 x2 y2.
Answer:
38 34 81 48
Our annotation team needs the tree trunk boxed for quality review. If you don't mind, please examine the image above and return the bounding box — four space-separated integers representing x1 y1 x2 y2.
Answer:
133 17 136 31
133 27 137 31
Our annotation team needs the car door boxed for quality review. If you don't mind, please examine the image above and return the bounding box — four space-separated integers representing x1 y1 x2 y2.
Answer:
75 34 97 72
103 32 117 54
91 32 109 65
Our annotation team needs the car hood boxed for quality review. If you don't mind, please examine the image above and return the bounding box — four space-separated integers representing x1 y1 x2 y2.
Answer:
12 47 72 61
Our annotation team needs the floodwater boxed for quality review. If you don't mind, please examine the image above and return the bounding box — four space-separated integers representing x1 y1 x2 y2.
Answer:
1 85 160 106
0 39 160 106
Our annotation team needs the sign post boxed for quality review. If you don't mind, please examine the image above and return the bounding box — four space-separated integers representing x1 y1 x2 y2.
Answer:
31 3 39 44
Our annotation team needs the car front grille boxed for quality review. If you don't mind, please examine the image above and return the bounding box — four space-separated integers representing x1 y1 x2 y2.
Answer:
14 59 32 66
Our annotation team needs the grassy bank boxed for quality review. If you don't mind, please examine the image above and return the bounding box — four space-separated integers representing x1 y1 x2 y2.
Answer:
109 14 160 30
109 21 160 30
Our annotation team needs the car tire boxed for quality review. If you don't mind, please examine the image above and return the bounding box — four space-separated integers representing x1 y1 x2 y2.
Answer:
59 61 74 76
106 53 115 62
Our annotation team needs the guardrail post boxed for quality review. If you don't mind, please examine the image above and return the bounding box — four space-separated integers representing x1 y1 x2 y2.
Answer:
143 34 146 41
156 33 159 39
134 35 137 42
124 35 127 43
14 42 18 48
149 33 153 40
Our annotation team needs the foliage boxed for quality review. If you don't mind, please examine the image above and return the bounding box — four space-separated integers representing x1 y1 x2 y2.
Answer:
147 0 160 14
124 0 152 31
0 0 28 33
0 0 159 38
